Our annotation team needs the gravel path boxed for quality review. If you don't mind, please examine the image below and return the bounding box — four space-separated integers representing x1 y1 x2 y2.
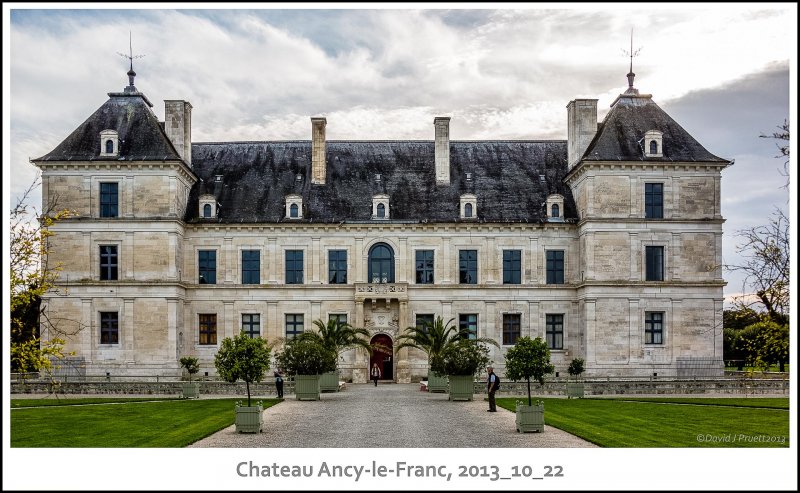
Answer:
188 383 597 448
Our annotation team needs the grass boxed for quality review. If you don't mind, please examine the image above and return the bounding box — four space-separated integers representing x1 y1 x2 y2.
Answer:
12 397 180 408
11 398 281 447
496 397 789 447
607 397 789 409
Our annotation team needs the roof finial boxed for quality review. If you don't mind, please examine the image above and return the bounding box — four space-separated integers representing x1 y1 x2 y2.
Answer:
621 28 641 94
117 31 145 92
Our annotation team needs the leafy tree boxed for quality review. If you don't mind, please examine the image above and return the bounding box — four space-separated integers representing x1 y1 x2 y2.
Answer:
395 315 498 375
214 332 272 406
275 337 337 376
567 358 585 381
736 321 789 372
440 339 491 376
179 356 200 383
504 336 554 406
723 307 762 370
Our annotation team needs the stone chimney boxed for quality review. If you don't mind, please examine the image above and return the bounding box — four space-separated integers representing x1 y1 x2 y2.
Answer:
434 117 451 185
566 99 598 169
311 117 327 185
165 100 193 166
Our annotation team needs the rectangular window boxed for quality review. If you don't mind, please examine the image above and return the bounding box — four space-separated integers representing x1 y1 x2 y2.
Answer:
285 314 304 339
329 313 348 326
503 250 521 284
645 183 664 219
645 312 664 344
199 314 217 345
241 250 260 284
416 314 434 332
459 250 478 284
459 314 478 340
415 250 434 284
328 250 347 284
286 250 304 284
99 245 118 280
546 250 564 284
546 314 564 350
198 250 216 284
242 314 260 338
645 246 664 281
100 312 119 344
100 182 118 218
502 314 521 345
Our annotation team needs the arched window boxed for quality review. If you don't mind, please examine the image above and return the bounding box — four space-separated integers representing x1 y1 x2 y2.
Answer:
105 140 114 154
650 140 658 155
203 204 212 218
290 203 299 218
464 203 473 218
377 203 386 218
551 204 559 218
368 243 395 283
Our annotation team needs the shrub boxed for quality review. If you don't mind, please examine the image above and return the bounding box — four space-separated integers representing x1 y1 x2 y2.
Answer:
504 336 554 406
440 339 491 376
567 358 585 380
179 356 200 383
275 337 337 376
214 332 271 406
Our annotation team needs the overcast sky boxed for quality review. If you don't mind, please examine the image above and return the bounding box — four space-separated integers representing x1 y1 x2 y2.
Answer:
4 4 796 305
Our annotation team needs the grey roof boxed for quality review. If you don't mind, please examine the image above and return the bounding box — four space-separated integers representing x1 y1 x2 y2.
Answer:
582 94 728 163
186 141 576 224
32 91 183 162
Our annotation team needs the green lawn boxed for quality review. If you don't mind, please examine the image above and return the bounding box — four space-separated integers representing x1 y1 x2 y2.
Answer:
607 397 789 409
12 397 180 408
11 398 281 447
496 397 789 447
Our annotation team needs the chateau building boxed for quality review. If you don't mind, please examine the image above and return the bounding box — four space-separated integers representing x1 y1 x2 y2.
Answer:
33 66 730 382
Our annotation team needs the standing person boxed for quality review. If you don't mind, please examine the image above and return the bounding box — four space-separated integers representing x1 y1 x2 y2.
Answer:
487 366 500 412
371 363 381 386
274 370 284 399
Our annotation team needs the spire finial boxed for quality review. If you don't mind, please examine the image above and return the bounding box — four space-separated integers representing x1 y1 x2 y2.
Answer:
117 31 145 92
621 28 642 94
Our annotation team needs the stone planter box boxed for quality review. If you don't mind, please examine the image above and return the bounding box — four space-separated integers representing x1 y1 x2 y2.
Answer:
295 374 321 401
448 375 475 401
566 382 584 398
181 382 199 399
516 402 544 433
427 372 448 393
319 370 340 393
235 404 263 433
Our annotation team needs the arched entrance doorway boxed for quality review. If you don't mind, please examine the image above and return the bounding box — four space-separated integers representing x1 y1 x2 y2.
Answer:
369 333 393 381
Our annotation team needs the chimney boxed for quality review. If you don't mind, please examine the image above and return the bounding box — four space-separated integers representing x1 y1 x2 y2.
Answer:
311 117 327 185
434 117 451 185
165 100 193 166
566 99 598 169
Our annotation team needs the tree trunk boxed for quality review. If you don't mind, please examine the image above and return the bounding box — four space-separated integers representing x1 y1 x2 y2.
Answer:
527 378 531 407
246 381 251 407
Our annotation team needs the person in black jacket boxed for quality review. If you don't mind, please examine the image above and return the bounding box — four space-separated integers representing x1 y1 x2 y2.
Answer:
371 363 381 386
487 366 500 411
274 370 284 398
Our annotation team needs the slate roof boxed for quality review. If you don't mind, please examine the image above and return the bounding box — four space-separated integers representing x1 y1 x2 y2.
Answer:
582 94 728 163
32 91 183 163
187 140 576 224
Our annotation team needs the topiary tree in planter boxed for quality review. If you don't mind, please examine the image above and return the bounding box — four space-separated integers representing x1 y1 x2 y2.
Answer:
440 339 494 401
179 356 200 398
275 336 337 401
504 336 554 432
567 358 585 398
214 331 272 433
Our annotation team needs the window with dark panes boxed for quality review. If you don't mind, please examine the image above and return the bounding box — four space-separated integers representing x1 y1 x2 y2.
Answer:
285 314 304 339
199 314 217 345
100 182 118 218
502 314 521 345
328 250 347 284
459 314 478 340
645 246 664 281
416 314 434 332
645 312 664 344
645 183 663 219
100 312 119 344
99 245 118 280
241 250 260 284
459 250 478 284
415 250 434 284
198 250 216 284
503 250 521 284
242 314 260 338
286 250 304 284
546 314 564 350
546 250 564 284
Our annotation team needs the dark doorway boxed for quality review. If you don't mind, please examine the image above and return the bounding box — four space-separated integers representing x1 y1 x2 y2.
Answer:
370 333 393 381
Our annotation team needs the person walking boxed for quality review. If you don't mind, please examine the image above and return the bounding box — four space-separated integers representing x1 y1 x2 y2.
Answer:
487 366 500 412
371 363 381 386
274 370 284 398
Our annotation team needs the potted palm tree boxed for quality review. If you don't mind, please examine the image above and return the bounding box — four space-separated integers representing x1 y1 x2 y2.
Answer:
214 331 272 433
567 357 585 398
275 336 337 401
504 336 554 433
441 339 494 401
179 356 200 398
309 318 373 392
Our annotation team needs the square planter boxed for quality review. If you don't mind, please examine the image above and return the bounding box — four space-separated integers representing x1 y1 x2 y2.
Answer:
566 382 584 399
516 402 544 433
295 374 321 401
427 372 448 393
235 404 263 433
319 370 340 393
448 375 475 401
181 382 199 399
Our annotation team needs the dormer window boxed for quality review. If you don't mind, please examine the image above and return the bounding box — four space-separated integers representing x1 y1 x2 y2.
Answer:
199 194 217 219
644 130 663 158
372 194 390 220
99 129 119 157
546 194 564 222
285 194 303 219
460 194 477 220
